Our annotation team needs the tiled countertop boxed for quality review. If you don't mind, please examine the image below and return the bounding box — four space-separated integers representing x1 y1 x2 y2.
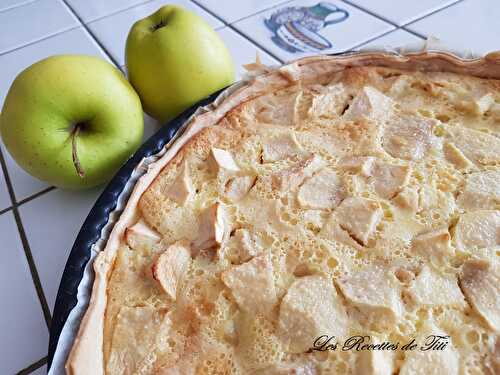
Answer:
0 0 498 373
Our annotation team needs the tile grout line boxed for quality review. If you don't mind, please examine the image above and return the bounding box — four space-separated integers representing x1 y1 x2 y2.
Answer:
341 0 403 28
17 356 47 375
0 148 52 329
13 214 53 324
214 0 294 25
0 0 37 15
59 0 122 68
0 187 55 218
188 0 228 26
190 0 285 63
76 0 158 25
340 0 429 40
17 186 56 207
230 0 295 24
342 0 464 32
0 25 81 58
401 0 465 28
400 27 427 40
0 0 34 14
352 25 429 51
0 205 12 216
227 24 285 64
0 0 182 58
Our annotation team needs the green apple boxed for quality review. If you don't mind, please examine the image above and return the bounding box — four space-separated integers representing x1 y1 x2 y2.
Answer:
126 5 235 122
0 55 144 189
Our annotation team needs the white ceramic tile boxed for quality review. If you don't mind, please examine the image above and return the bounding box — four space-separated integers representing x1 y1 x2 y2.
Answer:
0 0 35 13
347 0 459 26
20 187 102 311
197 0 291 23
407 0 500 56
88 0 224 66
217 27 280 78
234 0 394 62
0 212 48 374
359 29 422 51
0 164 11 211
31 364 47 375
0 0 79 54
66 0 150 23
0 27 112 201
144 112 161 140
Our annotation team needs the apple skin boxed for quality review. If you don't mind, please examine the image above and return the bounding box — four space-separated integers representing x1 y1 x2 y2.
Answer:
126 5 235 122
0 55 144 189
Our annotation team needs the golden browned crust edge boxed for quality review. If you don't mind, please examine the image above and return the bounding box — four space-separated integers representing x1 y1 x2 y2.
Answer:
65 50 500 375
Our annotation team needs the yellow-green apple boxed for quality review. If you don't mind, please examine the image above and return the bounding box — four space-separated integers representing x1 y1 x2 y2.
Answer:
125 5 235 122
0 55 144 189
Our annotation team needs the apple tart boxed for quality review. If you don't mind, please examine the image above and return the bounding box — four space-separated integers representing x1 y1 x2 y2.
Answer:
67 53 500 375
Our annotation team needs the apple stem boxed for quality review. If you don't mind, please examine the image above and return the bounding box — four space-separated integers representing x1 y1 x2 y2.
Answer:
71 126 85 178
